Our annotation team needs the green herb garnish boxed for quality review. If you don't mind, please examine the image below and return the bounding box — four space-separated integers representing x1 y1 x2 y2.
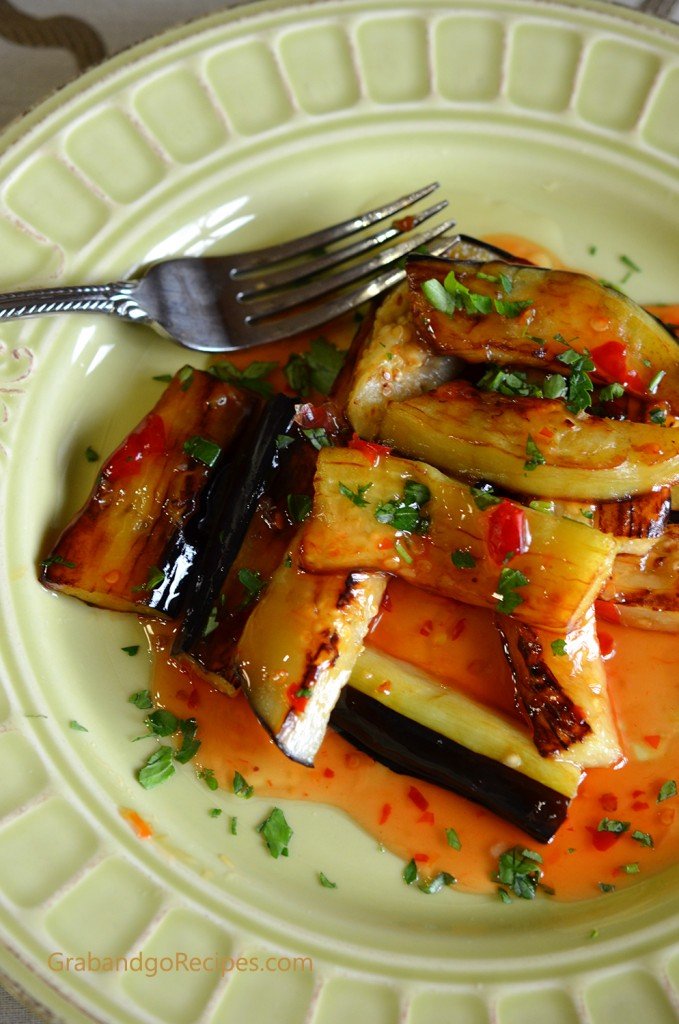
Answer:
496 846 544 900
319 872 337 889
287 493 312 523
174 718 200 764
208 808 222 818
403 858 418 885
283 338 345 396
417 871 456 894
621 863 640 874
198 767 219 791
302 427 332 450
551 639 567 656
138 745 175 789
69 720 88 732
128 689 153 709
121 645 140 657
597 818 630 834
209 360 277 398
451 549 476 569
233 770 254 799
631 829 654 847
470 485 501 510
276 434 294 450
338 481 372 507
650 408 667 425
183 435 221 468
648 370 666 395
495 567 529 616
374 479 431 535
152 373 173 383
599 382 625 402
524 435 546 472
598 881 616 893
658 779 677 802
556 347 595 415
257 807 293 858
132 565 165 592
177 366 194 391
41 554 76 570
85 446 99 462
237 568 266 606
230 816 238 835
446 827 461 850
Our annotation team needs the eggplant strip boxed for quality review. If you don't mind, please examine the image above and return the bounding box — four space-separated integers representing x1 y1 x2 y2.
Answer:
380 380 679 500
174 394 297 652
600 525 679 632
345 282 457 439
234 538 387 765
301 448 616 631
406 257 679 409
40 368 253 615
331 686 570 844
347 647 581 799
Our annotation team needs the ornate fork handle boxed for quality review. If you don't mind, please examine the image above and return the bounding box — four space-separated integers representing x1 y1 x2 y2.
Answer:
0 281 151 324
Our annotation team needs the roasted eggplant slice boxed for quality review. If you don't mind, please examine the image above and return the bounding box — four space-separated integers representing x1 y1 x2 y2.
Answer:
600 525 679 632
331 686 571 844
234 540 387 765
174 394 297 652
300 448 616 631
345 282 457 439
380 380 679 500
406 257 679 409
347 646 581 798
40 367 253 614
497 608 622 767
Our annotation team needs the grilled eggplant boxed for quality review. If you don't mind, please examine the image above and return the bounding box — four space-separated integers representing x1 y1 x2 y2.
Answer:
406 257 679 410
345 282 457 439
497 608 622 767
234 539 387 765
347 647 581 798
300 448 616 631
40 367 253 614
600 525 679 631
380 380 679 500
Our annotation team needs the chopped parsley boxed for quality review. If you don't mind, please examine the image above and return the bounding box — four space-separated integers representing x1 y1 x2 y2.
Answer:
451 549 476 569
588 245 598 256
138 745 175 789
183 435 221 468
632 829 654 848
497 887 512 904
276 434 294 450
551 638 567 656
177 366 194 391
85 446 99 462
302 427 332 450
209 360 277 398
203 605 219 638
237 568 266 606
599 382 625 402
597 817 630 834
394 539 413 564
445 827 461 850
422 270 531 320
648 369 666 395
174 718 200 764
233 770 254 799
198 767 219 791
339 481 372 507
128 689 153 709
283 338 345 396
145 708 179 737
208 808 222 818
470 485 501 511
477 365 542 398
41 554 76 570
556 346 595 415
620 254 641 284
494 298 532 318
133 565 165 592
257 807 293 858
417 871 456 894
621 862 640 874
598 882 616 893
658 779 677 802
152 373 173 383
529 500 555 513
287 493 312 523
230 816 238 835
543 373 568 400
650 408 667 425
319 872 337 889
374 479 431 534
121 645 140 657
69 720 88 732
524 435 546 472
403 858 418 885
496 846 544 900
495 567 529 616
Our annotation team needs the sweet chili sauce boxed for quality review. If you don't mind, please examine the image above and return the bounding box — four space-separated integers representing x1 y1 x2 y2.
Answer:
144 240 679 901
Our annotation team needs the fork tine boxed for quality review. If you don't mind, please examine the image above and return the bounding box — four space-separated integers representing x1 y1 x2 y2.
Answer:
228 182 441 273
244 218 457 321
241 234 461 345
236 199 449 296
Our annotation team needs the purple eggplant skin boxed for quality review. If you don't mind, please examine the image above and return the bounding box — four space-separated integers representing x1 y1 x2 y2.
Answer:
330 686 570 844
173 394 298 653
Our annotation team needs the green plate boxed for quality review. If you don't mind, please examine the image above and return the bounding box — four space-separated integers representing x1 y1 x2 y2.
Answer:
1 1 679 1021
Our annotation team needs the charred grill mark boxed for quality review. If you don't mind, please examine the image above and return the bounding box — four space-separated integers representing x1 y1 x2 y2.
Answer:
497 618 591 757
300 630 341 692
597 489 671 539
336 574 360 609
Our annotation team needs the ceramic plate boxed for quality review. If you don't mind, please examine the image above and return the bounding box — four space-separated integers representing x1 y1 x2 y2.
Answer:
1 1 679 1021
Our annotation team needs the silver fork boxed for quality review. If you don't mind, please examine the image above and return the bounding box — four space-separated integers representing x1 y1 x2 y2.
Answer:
0 183 455 353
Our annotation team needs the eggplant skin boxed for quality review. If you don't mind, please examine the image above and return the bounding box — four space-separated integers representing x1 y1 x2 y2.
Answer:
406 256 679 410
40 368 252 614
497 619 591 757
331 686 570 844
380 380 679 501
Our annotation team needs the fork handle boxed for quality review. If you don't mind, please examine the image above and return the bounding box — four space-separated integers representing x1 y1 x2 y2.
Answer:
0 281 150 324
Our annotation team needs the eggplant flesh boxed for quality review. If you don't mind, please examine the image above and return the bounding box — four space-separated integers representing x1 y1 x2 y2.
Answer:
40 368 253 614
331 686 570 844
345 282 457 440
406 257 679 410
301 448 616 632
380 380 679 501
234 538 387 765
600 525 679 632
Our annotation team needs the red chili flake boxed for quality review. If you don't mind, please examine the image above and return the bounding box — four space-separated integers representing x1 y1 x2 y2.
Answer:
378 803 392 825
119 807 153 840
597 631 615 658
644 735 661 749
287 683 309 714
538 427 554 439
600 793 618 812
294 402 338 432
380 590 393 612
408 786 429 812
587 825 622 851
486 500 531 565
393 214 415 232
595 600 622 624
632 789 645 798
419 619 434 637
413 853 430 863
591 340 642 391
449 619 466 641
417 811 435 825
348 433 392 467
323 768 335 779
376 681 391 695
377 537 395 551
632 801 649 811
187 689 200 709
104 413 166 485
